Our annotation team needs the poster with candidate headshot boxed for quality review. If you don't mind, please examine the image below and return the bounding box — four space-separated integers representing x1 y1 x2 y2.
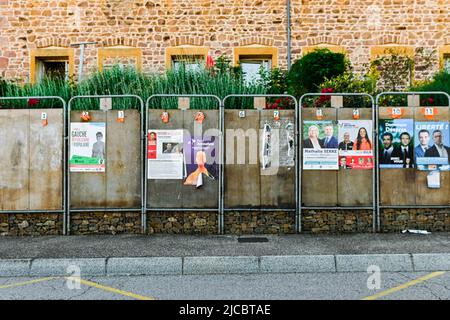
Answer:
414 122 450 171
147 129 184 179
338 120 373 170
70 122 106 173
302 120 338 170
378 119 415 168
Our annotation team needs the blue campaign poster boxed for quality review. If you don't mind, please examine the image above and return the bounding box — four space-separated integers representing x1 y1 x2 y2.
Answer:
378 119 415 169
414 121 450 171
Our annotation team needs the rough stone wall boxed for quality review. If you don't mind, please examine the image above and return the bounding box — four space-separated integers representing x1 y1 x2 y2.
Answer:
291 0 449 78
0 213 63 236
301 210 374 234
1 1 449 81
0 214 8 235
70 212 141 235
148 211 218 235
380 208 450 232
224 211 295 235
1 209 450 236
0 0 288 80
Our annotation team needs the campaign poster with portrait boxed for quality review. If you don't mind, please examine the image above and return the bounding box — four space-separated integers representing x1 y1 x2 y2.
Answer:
147 129 184 179
378 119 414 168
414 121 450 171
183 136 219 188
338 120 374 170
70 122 106 173
302 120 339 170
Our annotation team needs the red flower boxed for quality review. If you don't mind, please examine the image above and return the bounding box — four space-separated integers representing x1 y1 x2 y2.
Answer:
428 97 434 104
321 87 334 94
206 55 215 69
28 98 40 106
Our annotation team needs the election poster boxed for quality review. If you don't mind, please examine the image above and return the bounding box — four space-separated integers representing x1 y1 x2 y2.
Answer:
378 119 415 168
183 136 219 188
338 120 373 170
261 119 295 172
302 120 339 170
70 122 106 173
414 121 450 171
147 129 184 179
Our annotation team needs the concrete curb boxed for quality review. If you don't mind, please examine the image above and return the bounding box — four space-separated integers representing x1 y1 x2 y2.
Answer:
1 254 449 277
412 253 450 271
0 259 32 277
107 257 182 276
336 254 414 272
184 256 259 275
30 258 107 277
260 255 335 273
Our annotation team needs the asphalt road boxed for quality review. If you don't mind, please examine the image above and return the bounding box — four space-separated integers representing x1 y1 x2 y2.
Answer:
0 271 449 300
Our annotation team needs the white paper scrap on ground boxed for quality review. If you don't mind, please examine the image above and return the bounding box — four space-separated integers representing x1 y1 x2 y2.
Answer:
402 229 431 235
427 171 440 189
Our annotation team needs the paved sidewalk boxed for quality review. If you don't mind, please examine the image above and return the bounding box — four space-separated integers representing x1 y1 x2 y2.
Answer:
1 233 449 277
1 233 450 259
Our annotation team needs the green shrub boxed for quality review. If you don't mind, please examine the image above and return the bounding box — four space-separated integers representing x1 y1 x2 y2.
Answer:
288 49 347 96
409 71 450 106
316 72 377 108
256 67 296 109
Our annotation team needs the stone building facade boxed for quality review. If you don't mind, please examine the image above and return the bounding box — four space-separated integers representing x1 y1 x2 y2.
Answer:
1 1 450 236
0 0 450 82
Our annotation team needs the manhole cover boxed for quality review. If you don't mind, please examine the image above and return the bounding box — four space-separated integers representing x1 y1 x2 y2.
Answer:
238 237 269 243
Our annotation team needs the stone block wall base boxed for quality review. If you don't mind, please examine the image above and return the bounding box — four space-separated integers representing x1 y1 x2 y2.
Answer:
301 210 373 234
0 213 63 236
380 208 450 232
70 212 141 235
224 211 295 235
2 209 450 236
148 212 218 235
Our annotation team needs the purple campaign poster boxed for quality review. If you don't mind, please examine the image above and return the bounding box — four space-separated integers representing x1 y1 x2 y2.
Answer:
183 136 219 187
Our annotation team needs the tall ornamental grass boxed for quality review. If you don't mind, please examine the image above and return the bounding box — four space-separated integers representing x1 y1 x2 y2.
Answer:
1 65 268 110
0 77 72 109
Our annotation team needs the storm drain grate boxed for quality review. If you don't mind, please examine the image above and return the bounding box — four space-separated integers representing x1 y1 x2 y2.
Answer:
237 237 269 243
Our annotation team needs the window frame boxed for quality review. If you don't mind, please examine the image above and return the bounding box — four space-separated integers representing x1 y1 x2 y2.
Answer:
165 46 209 69
98 47 143 72
233 46 278 68
439 45 450 71
370 45 415 84
302 44 347 56
234 46 278 83
30 48 75 84
370 45 415 60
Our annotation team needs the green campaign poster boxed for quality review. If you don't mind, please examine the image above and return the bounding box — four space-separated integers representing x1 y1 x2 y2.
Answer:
70 122 106 173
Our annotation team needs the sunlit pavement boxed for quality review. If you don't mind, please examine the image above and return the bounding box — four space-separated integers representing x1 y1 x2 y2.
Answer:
0 271 449 300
